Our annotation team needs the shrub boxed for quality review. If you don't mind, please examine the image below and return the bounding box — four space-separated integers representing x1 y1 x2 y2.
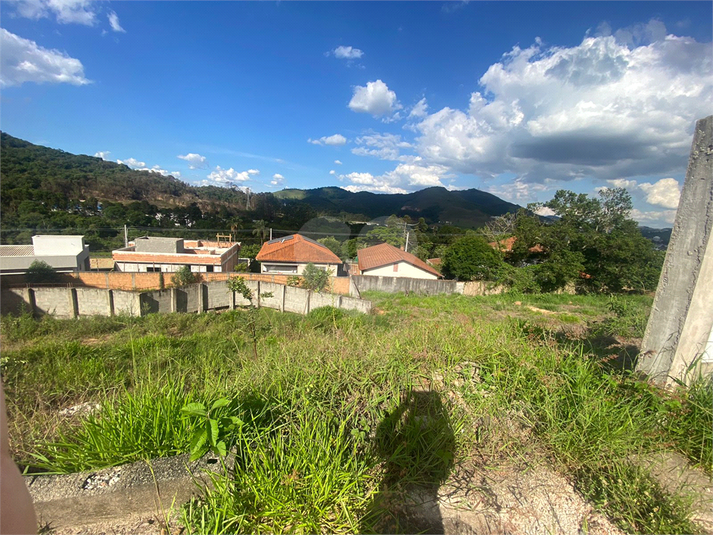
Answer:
171 266 200 287
26 260 60 285
302 263 330 292
286 275 301 287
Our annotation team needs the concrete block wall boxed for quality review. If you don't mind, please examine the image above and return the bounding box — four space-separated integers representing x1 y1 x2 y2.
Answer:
33 288 74 318
76 288 112 317
1 288 30 315
113 291 141 316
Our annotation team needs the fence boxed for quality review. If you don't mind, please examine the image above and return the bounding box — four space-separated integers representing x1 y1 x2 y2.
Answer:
350 276 505 297
1 280 371 319
0 272 352 295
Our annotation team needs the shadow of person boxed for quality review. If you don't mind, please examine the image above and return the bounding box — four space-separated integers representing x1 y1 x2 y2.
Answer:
361 389 456 534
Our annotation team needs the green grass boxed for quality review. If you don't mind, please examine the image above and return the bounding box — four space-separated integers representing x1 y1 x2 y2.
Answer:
1 293 709 534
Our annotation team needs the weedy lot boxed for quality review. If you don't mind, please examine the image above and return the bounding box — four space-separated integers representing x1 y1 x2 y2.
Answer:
1 292 711 534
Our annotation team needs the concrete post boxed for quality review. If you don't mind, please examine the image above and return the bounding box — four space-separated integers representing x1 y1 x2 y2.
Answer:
306 290 311 315
25 288 37 317
170 288 177 313
256 281 261 308
280 284 286 312
637 115 713 386
107 289 115 317
198 283 205 313
68 288 78 319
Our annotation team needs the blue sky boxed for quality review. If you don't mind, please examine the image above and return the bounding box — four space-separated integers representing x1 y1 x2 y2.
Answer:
1 1 711 227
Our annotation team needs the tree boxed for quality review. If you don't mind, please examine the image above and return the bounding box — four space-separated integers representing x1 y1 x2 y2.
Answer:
442 235 503 281
302 263 330 292
317 236 343 259
252 220 269 242
26 260 60 284
240 243 262 259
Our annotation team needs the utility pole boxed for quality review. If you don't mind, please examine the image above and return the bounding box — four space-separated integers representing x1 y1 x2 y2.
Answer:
124 224 128 247
270 228 273 241
405 231 410 253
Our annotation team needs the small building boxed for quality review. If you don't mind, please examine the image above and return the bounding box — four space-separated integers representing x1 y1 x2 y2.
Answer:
358 243 441 280
0 235 90 274
256 234 342 275
112 237 240 273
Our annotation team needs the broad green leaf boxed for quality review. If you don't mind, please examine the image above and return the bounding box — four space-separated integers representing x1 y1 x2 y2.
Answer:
181 403 207 418
215 440 227 457
189 428 208 460
211 398 230 410
209 419 219 447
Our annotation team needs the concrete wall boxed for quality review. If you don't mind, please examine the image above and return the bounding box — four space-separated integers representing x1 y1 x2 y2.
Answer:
362 262 439 280
638 115 713 386
352 275 460 296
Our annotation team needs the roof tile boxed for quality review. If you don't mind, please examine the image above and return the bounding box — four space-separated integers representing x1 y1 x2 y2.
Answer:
256 234 342 264
358 243 441 277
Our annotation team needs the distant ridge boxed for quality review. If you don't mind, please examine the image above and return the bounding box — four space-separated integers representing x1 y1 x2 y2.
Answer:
1 132 519 227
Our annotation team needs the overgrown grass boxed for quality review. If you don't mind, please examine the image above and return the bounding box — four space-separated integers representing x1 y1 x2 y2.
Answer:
1 293 709 534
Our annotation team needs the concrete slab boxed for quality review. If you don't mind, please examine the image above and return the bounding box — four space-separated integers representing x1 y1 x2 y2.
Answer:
26 453 233 531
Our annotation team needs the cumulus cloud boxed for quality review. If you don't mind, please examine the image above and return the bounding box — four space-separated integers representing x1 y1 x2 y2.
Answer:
348 80 401 117
178 153 209 169
205 166 258 186
94 151 110 160
413 22 712 186
351 133 413 161
108 10 125 33
0 29 90 87
329 170 336 175
638 178 681 209
338 159 452 194
271 173 285 186
11 0 98 25
330 46 364 60
308 134 347 146
117 157 146 169
487 179 553 204
334 160 343 165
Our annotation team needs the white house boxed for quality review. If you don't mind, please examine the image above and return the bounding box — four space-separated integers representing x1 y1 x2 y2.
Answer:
0 235 90 274
357 242 441 280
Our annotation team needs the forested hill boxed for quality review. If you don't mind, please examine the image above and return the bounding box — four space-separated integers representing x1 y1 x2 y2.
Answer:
274 187 520 228
1 132 519 228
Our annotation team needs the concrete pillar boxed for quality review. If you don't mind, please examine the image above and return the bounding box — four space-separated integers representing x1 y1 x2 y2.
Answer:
68 288 78 319
306 290 311 315
107 289 115 317
25 288 37 317
256 281 261 308
280 284 286 312
637 115 713 386
170 288 177 313
198 283 206 313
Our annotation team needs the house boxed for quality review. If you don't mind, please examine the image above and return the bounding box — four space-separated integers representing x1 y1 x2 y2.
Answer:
256 234 342 275
0 235 90 274
112 237 240 273
357 243 441 280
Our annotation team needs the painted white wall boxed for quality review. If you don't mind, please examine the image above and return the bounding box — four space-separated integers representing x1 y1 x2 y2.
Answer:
362 261 438 280
262 263 337 275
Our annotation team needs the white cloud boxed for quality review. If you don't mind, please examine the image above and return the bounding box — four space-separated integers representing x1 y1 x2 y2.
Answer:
348 80 401 117
338 159 452 194
117 157 146 169
607 178 639 189
116 157 180 178
12 0 98 25
487 179 552 204
638 178 681 209
352 133 413 161
334 160 343 165
271 173 285 186
329 170 336 175
94 151 110 160
177 153 208 169
308 134 347 146
631 208 677 226
413 21 712 185
107 10 125 33
408 98 428 119
0 29 90 87
205 166 259 186
331 46 364 60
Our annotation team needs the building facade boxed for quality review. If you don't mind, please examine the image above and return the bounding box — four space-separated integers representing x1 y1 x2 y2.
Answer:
0 235 90 274
357 242 441 280
113 237 240 273
256 234 342 275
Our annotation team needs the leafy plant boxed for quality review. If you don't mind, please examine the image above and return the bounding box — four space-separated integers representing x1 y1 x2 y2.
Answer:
226 276 272 359
302 263 330 292
286 275 301 287
172 266 200 287
181 399 243 461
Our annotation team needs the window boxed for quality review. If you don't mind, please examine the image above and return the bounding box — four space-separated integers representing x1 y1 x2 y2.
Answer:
147 266 161 273
264 264 298 274
206 265 214 272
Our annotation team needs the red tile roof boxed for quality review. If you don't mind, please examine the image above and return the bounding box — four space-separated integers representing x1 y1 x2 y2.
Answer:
358 243 441 277
256 234 342 264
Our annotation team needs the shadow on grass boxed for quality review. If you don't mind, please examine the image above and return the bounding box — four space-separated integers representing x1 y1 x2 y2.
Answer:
361 390 455 534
